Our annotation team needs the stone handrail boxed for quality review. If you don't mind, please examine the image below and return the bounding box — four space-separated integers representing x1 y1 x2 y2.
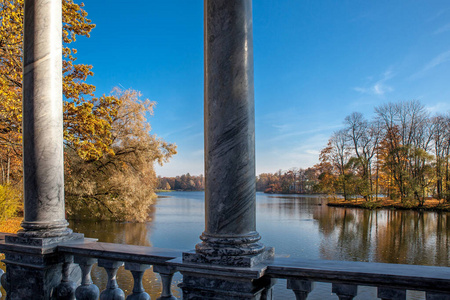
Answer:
266 257 450 299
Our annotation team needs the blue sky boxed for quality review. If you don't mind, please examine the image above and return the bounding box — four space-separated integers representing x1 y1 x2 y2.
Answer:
74 1 450 177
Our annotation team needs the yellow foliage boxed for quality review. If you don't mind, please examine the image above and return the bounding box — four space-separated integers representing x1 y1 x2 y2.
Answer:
1 1 177 222
1 0 120 173
0 217 22 233
0 184 22 221
65 89 177 222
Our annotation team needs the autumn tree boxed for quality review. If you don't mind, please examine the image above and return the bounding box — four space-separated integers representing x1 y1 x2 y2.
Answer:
431 114 450 201
65 89 176 222
375 101 434 203
316 100 442 204
1 0 121 180
345 112 380 200
1 0 176 220
321 130 357 200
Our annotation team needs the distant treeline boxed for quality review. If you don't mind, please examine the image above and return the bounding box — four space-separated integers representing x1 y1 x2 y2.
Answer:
256 168 320 194
158 170 321 193
316 100 450 204
157 173 205 191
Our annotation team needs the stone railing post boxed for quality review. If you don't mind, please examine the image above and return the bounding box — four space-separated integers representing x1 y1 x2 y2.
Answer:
287 279 315 300
124 263 151 300
179 0 274 299
332 283 358 300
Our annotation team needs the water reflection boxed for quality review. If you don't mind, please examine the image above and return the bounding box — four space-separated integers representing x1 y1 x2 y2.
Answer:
313 206 449 266
255 192 449 267
1 192 448 299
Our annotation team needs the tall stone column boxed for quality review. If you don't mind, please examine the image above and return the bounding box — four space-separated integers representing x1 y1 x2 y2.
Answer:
0 1 83 298
183 0 272 268
20 0 71 238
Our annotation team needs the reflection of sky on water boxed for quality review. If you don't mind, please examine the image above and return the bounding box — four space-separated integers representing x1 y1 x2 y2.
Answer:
1 191 445 299
69 191 447 299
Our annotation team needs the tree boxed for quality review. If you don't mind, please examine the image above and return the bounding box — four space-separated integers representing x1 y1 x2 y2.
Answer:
345 113 380 200
0 0 122 186
65 89 177 222
318 130 356 200
0 1 176 220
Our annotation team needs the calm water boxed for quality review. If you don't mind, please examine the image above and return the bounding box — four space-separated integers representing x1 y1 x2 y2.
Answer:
2 192 449 299
68 192 449 299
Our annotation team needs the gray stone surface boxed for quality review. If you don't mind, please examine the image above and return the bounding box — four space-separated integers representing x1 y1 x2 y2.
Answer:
98 259 125 300
266 257 450 294
377 287 406 300
332 283 358 300
0 234 84 299
287 279 314 300
179 272 273 300
191 0 270 267
124 263 150 300
427 292 450 300
21 0 70 238
75 257 100 300
54 255 78 300
153 265 177 300
183 247 274 267
5 232 84 247
59 241 180 265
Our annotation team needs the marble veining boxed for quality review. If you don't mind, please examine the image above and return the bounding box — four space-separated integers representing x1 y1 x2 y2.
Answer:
20 0 69 237
197 0 263 260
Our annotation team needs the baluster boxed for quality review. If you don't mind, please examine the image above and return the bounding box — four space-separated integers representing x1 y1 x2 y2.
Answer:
75 256 100 300
98 259 125 300
0 269 8 297
124 262 150 300
0 269 3 297
153 264 176 300
332 283 358 300
287 279 314 300
377 287 406 300
426 292 450 300
55 255 78 300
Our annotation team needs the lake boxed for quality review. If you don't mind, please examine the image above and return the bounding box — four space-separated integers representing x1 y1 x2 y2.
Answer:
65 191 449 299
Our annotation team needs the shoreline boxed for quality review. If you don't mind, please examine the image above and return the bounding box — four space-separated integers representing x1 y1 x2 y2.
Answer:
327 199 450 212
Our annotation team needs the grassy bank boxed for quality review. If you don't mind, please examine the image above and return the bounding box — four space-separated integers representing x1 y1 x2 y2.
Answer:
327 198 450 212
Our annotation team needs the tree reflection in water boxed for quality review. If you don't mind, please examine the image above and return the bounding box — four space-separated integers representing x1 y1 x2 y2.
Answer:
62 192 449 299
68 205 181 299
313 204 449 266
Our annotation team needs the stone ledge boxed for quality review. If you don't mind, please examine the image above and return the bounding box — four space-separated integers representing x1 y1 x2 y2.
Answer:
58 241 182 265
5 232 84 247
169 257 270 279
0 233 86 255
183 247 274 268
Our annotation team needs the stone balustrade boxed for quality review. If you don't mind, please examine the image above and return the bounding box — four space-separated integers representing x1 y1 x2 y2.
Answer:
267 257 450 300
1 232 449 299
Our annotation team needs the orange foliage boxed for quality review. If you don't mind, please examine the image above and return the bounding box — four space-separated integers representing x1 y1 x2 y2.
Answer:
0 217 22 234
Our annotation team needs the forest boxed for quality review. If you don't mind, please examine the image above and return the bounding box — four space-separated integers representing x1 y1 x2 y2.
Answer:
157 173 205 191
317 100 450 205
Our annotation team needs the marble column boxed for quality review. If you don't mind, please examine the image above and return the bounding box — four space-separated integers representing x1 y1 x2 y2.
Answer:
20 0 70 237
184 0 272 268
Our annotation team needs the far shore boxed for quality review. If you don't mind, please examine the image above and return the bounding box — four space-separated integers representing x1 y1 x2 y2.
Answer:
327 198 450 212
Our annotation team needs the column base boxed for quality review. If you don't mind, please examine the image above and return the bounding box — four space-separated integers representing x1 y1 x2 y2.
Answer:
18 220 72 238
0 233 85 299
177 263 276 300
183 247 274 267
